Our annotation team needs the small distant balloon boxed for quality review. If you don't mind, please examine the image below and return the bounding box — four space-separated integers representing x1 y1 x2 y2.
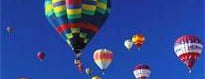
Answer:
85 67 92 76
124 39 133 50
17 77 29 79
7 26 13 35
37 52 45 61
77 62 83 72
92 76 101 79
133 64 151 79
132 34 145 50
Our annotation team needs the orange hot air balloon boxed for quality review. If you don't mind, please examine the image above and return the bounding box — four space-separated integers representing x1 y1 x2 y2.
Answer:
132 34 145 50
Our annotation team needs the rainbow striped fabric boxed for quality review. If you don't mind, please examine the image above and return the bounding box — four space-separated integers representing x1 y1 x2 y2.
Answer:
44 0 111 54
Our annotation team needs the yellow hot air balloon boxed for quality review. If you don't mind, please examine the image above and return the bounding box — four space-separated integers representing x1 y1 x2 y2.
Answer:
132 34 145 50
92 76 101 79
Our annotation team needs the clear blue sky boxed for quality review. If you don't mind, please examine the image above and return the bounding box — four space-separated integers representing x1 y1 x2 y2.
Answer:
1 0 204 79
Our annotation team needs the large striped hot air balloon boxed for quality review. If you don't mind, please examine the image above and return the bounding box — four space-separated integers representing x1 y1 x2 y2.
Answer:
44 0 111 58
93 49 113 74
133 64 151 79
174 35 203 73
132 34 145 50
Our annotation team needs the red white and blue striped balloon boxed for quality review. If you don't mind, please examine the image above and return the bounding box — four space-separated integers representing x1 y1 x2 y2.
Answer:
133 64 151 79
174 35 203 73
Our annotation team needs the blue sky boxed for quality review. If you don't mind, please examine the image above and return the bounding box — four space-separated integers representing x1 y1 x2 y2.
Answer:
1 0 204 79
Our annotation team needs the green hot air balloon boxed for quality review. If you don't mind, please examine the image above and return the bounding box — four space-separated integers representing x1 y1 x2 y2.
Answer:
44 0 111 58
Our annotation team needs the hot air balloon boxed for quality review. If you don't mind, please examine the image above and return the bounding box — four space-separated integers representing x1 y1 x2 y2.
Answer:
37 52 46 61
44 0 111 59
133 64 151 79
16 77 29 79
85 67 92 76
92 76 101 79
132 34 145 50
7 26 13 35
174 35 203 73
93 49 113 74
124 39 133 50
17 77 29 79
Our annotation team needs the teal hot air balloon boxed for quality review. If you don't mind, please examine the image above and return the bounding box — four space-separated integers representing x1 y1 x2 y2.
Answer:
44 0 111 58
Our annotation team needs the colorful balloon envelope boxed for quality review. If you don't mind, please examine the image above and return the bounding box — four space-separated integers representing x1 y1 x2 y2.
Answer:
37 52 46 61
132 34 145 50
93 49 113 74
133 64 151 79
44 0 111 58
174 35 203 73
92 76 101 79
17 77 29 79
